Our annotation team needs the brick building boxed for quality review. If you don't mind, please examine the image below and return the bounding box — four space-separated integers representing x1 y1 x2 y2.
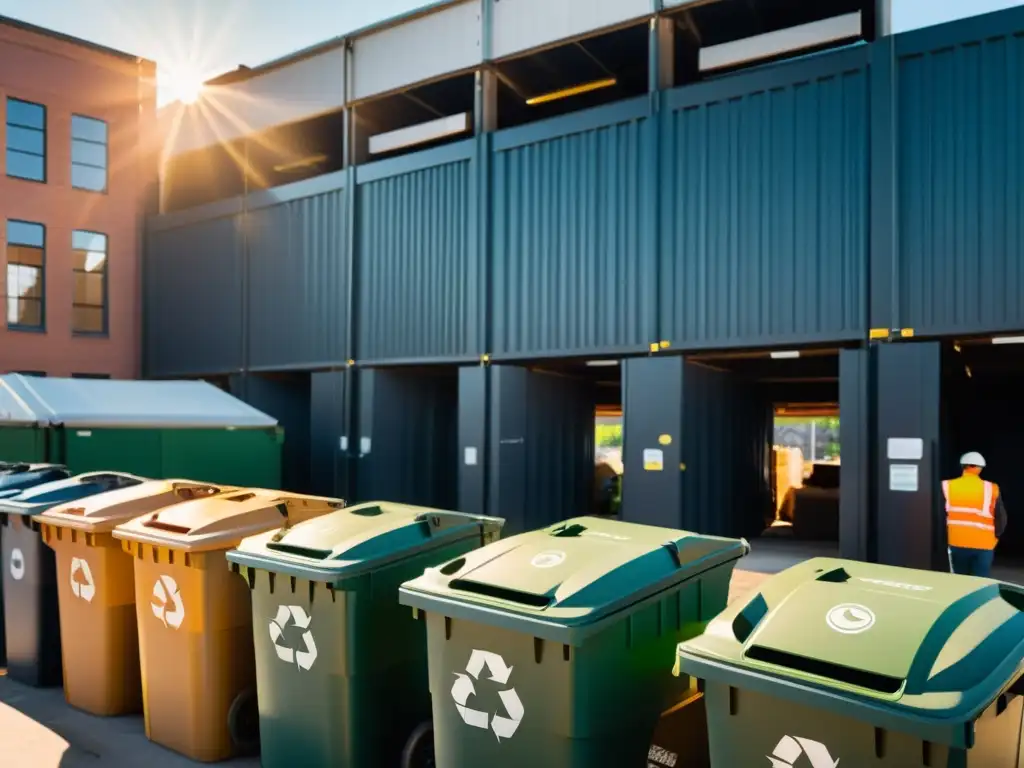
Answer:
0 15 156 378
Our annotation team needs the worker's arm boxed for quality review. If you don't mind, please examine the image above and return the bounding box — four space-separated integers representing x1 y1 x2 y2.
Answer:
996 495 1008 538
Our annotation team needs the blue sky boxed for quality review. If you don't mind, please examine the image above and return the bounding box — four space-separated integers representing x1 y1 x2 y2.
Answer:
0 0 1020 104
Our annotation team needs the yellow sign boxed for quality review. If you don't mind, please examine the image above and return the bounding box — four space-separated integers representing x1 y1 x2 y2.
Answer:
658 434 672 446
643 449 664 472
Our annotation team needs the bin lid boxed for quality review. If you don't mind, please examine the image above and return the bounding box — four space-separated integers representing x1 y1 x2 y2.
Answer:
0 464 68 491
676 558 1024 747
36 479 232 533
112 488 345 553
0 472 148 518
0 377 40 425
226 501 504 583
399 517 748 644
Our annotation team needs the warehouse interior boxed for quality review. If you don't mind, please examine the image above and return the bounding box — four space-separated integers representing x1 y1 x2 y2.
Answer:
942 338 1024 562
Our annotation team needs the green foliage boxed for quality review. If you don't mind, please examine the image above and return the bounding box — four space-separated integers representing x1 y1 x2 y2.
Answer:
596 423 623 448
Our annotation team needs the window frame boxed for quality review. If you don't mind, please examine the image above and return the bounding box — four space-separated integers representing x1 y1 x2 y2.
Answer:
6 219 46 332
71 229 109 337
70 113 108 194
5 97 47 184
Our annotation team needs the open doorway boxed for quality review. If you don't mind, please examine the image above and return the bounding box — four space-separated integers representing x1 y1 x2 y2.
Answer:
942 338 1024 582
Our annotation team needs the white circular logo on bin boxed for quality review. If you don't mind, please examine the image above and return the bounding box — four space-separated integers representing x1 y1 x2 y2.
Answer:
268 605 318 671
451 649 524 742
70 557 96 602
825 603 875 635
151 575 185 629
530 550 565 569
9 548 25 581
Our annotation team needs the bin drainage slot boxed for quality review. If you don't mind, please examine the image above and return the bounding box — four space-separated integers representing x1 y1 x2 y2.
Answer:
224 493 257 503
745 647 903 694
449 579 552 608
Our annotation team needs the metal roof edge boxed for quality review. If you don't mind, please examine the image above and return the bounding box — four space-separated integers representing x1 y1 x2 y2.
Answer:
0 13 150 63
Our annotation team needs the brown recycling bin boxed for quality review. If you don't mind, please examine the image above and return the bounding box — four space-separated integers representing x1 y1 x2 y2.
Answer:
34 480 231 716
112 488 343 763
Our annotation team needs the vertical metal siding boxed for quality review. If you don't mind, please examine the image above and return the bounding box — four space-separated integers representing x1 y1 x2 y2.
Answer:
357 157 482 362
661 51 869 349
145 215 243 376
247 188 348 370
895 25 1024 335
492 113 656 357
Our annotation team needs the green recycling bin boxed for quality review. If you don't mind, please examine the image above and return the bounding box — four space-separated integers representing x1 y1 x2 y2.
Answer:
676 557 1024 768
225 501 505 768
398 516 748 768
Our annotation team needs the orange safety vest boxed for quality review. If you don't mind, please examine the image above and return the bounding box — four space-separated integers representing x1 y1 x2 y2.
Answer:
942 474 1000 550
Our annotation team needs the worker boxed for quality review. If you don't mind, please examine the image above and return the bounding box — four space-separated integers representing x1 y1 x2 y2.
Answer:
942 452 1007 578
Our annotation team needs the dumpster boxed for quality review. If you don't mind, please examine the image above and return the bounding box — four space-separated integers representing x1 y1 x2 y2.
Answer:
34 480 235 716
113 488 344 763
226 501 504 768
676 557 1024 768
0 472 147 686
398 517 748 768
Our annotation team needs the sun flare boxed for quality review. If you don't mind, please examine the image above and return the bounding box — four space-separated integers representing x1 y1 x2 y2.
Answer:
159 66 205 105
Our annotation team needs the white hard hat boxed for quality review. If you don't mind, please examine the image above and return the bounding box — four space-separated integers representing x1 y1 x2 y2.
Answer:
960 451 986 468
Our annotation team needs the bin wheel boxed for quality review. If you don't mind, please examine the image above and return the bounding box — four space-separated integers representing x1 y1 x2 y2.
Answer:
401 720 435 768
228 686 260 756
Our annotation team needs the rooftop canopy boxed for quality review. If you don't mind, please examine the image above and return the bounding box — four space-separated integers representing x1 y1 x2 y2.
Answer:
0 375 277 429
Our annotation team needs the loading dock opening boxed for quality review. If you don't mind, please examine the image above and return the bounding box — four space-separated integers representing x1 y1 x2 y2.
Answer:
942 338 1024 569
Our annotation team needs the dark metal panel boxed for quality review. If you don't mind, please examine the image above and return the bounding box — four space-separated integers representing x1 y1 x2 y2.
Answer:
247 187 349 370
144 215 244 377
458 366 488 517
893 20 1024 337
310 370 348 499
660 49 869 350
488 365 595 534
354 368 459 508
356 153 483 363
839 347 872 561
624 358 772 538
242 372 312 494
874 341 941 570
491 113 657 358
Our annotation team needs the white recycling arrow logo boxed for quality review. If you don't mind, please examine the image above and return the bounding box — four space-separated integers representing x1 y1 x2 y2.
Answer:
268 605 318 671
69 557 96 602
151 575 185 629
9 547 24 581
451 649 524 742
768 735 840 768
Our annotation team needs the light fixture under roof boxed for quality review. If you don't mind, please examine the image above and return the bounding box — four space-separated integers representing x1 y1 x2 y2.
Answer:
770 351 801 360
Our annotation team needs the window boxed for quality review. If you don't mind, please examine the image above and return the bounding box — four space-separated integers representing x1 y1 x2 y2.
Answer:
71 230 107 334
13 371 46 377
6 220 45 330
71 115 107 192
6 98 46 182
72 372 110 379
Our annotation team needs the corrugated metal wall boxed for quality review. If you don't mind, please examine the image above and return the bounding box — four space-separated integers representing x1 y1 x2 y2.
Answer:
889 10 1024 336
240 372 312 494
660 47 870 349
355 143 484 363
491 99 657 358
310 370 348 498
145 210 244 376
488 365 595 534
247 183 349 370
354 368 459 508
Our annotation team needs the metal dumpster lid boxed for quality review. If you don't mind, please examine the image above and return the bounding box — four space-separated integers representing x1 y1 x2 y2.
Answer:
399 517 748 643
226 502 504 583
36 479 233 533
0 472 149 518
677 558 1024 747
112 488 344 553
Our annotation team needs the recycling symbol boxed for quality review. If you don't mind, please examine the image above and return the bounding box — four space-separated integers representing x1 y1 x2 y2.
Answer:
451 649 524 742
768 735 840 768
151 575 185 629
70 557 96 602
9 547 24 581
268 605 318 671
